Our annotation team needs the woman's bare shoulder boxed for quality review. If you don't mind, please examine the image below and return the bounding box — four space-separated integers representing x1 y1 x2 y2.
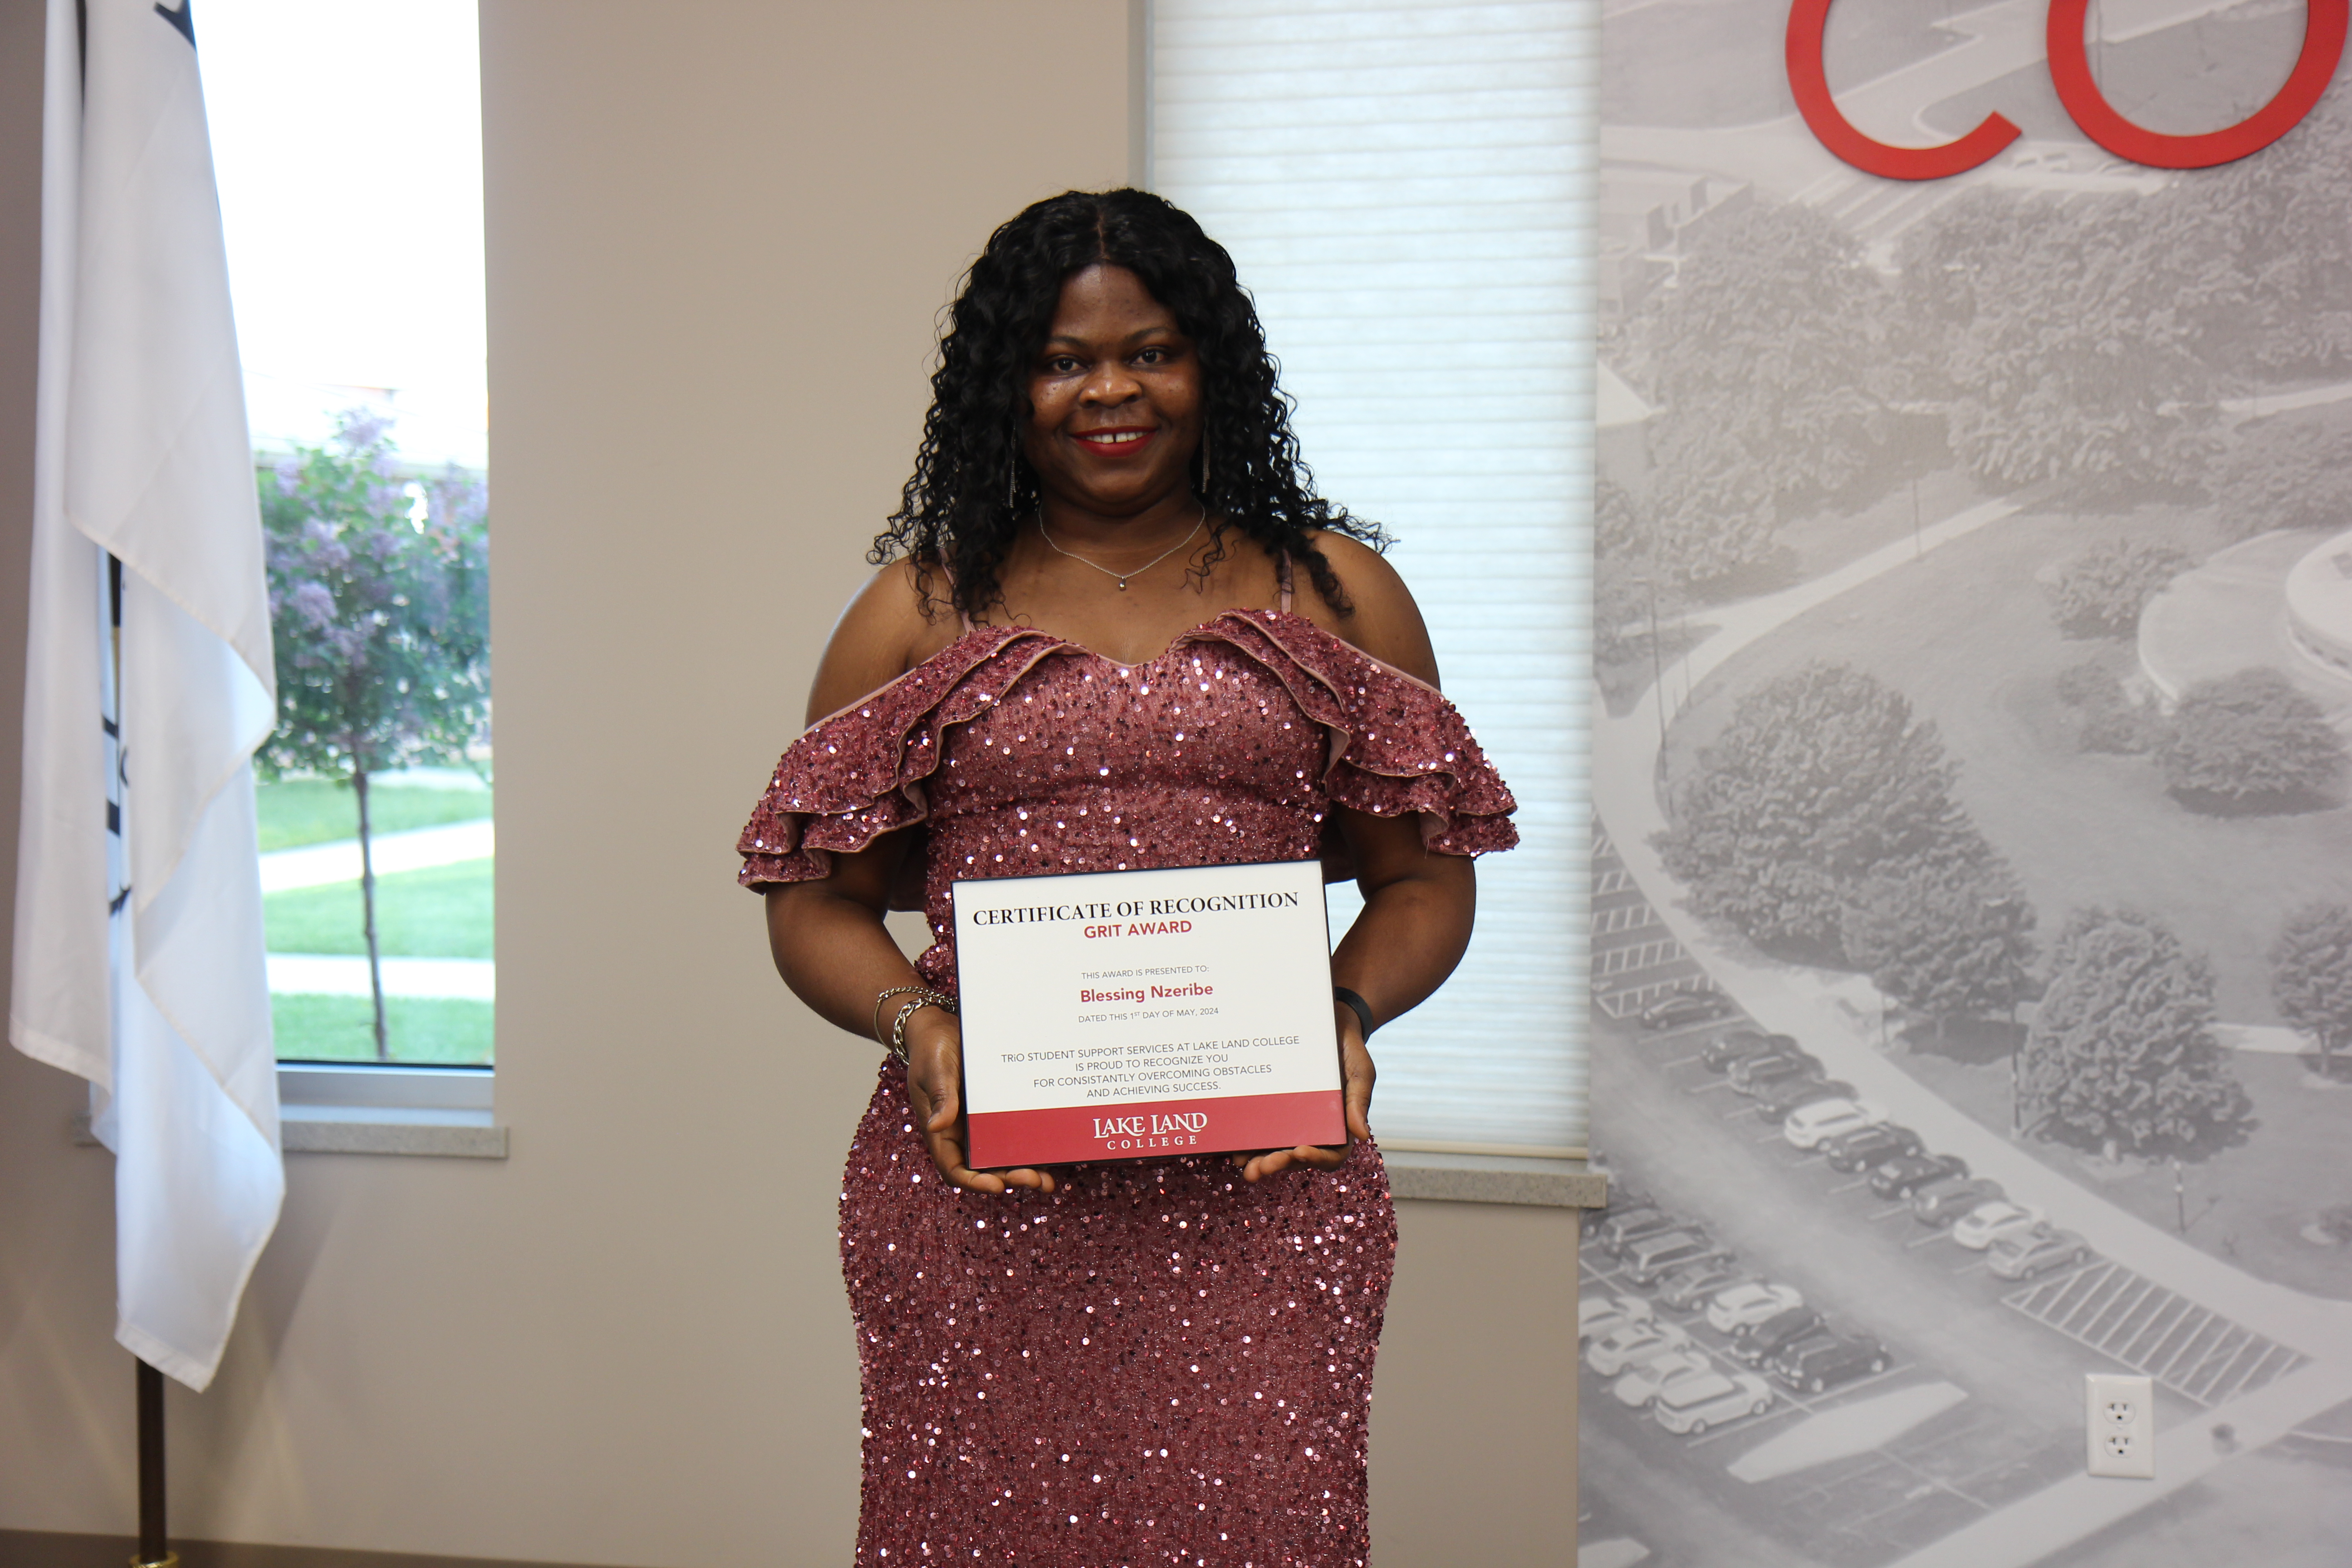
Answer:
1298 531 1441 687
804 558 965 724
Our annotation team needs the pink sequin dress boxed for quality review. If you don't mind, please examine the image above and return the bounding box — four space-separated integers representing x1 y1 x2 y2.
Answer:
738 604 1515 1567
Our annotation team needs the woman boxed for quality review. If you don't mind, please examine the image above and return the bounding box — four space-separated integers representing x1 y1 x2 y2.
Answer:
740 189 1516 1566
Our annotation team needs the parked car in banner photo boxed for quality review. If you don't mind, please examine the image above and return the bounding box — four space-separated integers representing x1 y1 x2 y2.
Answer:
1987 1227 2094 1280
1637 990 1735 1030
1588 1319 1694 1378
1583 1183 1652 1240
1700 1029 1797 1072
1730 1305 1827 1367
1728 1049 1825 1095
1594 1206 1681 1257
1611 1350 1716 1409
1914 1178 2007 1228
1769 1331 1891 1395
1783 1098 1888 1149
1656 1260 1753 1314
1951 1200 2046 1250
1651 1371 1774 1436
1870 1152 1969 1200
1626 1230 1733 1286
1579 1294 1653 1344
1705 1281 1804 1335
1754 1077 1858 1124
1822 1123 1922 1171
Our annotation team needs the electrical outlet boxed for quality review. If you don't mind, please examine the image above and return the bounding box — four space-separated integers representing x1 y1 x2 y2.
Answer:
2086 1373 2155 1478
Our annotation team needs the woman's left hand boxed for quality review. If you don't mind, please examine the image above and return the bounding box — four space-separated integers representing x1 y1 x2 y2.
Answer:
1231 1000 1375 1181
1224 802 1475 1180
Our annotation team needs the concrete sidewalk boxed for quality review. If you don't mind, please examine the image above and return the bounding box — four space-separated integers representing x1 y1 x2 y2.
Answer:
267 953 495 1001
260 818 494 893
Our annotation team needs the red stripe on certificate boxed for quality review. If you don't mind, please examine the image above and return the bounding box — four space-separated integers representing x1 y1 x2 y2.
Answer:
967 1089 1345 1168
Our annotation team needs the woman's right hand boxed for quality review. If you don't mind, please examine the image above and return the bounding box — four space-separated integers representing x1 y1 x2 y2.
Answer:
902 1008 1057 1196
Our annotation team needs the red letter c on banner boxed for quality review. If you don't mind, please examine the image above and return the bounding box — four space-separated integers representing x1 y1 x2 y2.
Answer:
2047 0 2347 168
1787 0 2021 180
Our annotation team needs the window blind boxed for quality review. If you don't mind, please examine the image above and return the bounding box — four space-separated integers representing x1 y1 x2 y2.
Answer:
1152 0 1597 1154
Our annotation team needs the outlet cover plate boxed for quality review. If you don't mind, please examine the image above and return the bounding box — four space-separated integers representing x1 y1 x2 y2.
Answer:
2087 1373 2155 1479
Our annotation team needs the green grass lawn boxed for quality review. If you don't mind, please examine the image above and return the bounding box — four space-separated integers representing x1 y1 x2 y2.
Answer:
273 994 493 1066
265 859 492 958
257 776 492 852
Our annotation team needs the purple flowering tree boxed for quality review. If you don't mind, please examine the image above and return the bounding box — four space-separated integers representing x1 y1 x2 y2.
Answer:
260 413 490 1058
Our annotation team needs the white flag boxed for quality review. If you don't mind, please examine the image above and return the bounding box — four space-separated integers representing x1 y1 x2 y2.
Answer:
12 0 284 1393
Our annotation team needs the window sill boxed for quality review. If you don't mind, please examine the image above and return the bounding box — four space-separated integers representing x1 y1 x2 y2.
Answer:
281 1107 507 1158
72 1107 508 1160
280 1062 507 1158
1382 1149 1607 1209
69 1063 508 1160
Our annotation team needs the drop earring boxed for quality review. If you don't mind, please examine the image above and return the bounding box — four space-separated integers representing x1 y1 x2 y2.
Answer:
1007 444 1021 515
1197 429 1212 505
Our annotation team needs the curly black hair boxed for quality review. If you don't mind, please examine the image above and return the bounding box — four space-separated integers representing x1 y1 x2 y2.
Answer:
872 188 1385 621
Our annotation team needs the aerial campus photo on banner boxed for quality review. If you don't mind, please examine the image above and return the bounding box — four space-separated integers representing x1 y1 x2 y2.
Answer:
1583 3 2352 1566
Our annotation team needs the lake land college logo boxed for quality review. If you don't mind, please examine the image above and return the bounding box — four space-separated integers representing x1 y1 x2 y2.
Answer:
1788 0 2348 177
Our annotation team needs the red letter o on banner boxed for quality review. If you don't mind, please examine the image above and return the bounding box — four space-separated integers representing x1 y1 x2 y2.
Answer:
1786 0 2021 180
2047 0 2347 168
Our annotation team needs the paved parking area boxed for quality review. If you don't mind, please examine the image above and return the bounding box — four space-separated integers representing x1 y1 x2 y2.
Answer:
1593 829 1711 1019
2003 1262 2309 1407
1580 828 2159 1564
1579 818 2352 1565
1582 1228 2083 1568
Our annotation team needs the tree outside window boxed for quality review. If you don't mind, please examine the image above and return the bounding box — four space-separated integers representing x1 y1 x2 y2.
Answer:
259 414 490 1059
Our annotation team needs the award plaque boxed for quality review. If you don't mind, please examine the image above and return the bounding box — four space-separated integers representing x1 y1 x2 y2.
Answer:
952 858 1344 1168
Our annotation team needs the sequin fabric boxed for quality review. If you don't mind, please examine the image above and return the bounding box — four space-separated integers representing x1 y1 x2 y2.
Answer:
842 1076 1399 1567
737 609 1517 1566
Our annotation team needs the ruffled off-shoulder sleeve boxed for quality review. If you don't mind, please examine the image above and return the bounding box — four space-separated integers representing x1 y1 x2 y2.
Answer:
1209 610 1519 867
735 628 1063 899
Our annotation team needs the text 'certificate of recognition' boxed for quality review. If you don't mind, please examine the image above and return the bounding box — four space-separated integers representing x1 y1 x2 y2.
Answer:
953 859 1343 1168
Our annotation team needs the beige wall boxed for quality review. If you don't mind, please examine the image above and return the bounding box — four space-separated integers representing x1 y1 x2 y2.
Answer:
0 3 1574 1563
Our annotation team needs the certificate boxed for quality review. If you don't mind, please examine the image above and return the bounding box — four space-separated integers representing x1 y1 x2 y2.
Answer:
952 858 1344 1167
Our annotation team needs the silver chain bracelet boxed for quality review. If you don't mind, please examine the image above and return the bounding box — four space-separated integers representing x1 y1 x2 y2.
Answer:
883 989 958 1065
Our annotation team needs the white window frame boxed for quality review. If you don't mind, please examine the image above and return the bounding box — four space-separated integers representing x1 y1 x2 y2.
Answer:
201 1 496 1133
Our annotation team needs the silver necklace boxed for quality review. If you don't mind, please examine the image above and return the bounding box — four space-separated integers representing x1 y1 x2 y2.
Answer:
1037 505 1206 591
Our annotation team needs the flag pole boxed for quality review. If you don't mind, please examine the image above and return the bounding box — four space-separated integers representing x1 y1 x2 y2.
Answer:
135 1357 175 1568
26 3 285 1547
122 545 171 1568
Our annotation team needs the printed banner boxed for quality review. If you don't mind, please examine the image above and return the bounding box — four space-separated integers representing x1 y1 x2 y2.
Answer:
1586 4 2352 1565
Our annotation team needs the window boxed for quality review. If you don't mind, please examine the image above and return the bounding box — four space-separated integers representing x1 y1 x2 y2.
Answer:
201 0 494 1070
1152 0 1598 1153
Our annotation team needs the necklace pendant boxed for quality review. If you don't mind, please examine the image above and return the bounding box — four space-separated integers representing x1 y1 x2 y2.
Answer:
1117 579 1129 591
